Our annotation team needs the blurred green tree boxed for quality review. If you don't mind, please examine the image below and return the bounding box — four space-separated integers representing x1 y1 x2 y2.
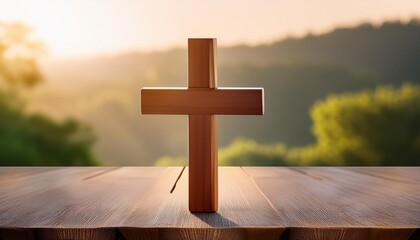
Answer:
0 22 98 166
156 84 420 166
155 155 187 166
155 138 290 166
299 84 420 166
218 138 289 166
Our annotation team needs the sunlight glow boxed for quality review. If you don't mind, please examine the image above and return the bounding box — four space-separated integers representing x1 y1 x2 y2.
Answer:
0 0 419 58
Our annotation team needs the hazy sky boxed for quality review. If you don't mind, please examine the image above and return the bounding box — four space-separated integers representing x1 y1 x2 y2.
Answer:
1 0 419 58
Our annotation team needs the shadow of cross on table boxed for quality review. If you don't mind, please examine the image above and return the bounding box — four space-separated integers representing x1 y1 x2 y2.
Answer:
141 38 264 213
193 212 238 227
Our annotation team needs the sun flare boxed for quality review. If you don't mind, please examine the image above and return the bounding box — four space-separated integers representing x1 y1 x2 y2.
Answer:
0 0 419 58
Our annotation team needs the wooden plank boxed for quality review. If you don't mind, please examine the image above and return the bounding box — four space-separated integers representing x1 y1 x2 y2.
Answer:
301 168 420 227
36 228 117 240
0 167 109 227
34 167 166 228
0 167 172 240
410 229 420 240
0 228 120 240
0 228 35 240
189 115 218 212
121 228 283 240
121 167 285 239
244 167 419 240
0 167 110 240
345 167 420 183
141 88 264 115
0 167 58 181
1 167 418 240
286 227 416 240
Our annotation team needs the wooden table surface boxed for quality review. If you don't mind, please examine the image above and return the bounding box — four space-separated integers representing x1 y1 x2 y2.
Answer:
0 167 418 240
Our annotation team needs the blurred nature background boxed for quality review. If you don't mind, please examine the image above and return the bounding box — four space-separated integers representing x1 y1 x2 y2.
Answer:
0 0 419 166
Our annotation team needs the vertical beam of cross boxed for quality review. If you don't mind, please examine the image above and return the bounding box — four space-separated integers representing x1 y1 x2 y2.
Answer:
188 39 218 212
141 38 264 213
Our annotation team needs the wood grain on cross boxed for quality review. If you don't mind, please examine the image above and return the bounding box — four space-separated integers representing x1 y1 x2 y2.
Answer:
141 38 264 212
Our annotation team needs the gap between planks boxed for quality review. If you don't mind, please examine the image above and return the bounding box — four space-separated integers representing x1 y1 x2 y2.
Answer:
240 166 280 218
82 167 121 180
242 167 419 240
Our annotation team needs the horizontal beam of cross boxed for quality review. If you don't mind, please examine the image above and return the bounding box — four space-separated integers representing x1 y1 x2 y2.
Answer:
141 88 264 115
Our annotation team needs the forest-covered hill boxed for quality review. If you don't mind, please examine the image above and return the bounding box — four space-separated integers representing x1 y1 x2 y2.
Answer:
33 20 420 165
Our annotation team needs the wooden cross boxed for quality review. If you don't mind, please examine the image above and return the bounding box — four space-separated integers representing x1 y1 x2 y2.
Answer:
141 38 264 212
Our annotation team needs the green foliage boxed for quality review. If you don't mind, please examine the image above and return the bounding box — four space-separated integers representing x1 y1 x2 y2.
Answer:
155 155 187 166
218 138 289 166
0 91 98 166
156 138 290 166
307 84 420 166
156 85 420 166
0 22 98 166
